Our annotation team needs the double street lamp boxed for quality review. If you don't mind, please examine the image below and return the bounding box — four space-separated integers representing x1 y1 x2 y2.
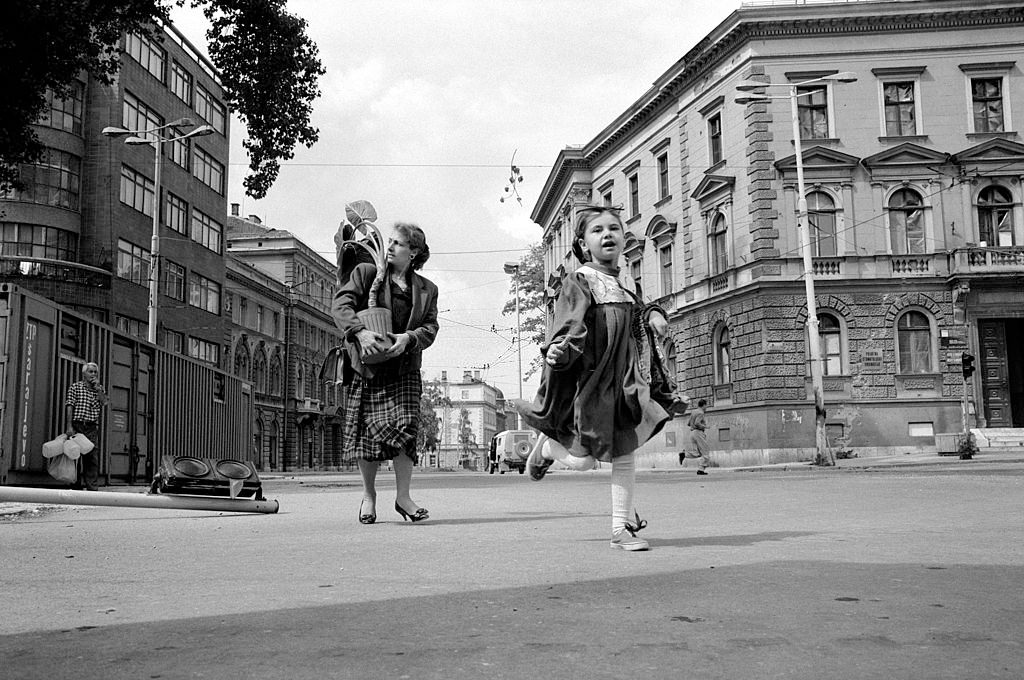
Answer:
735 72 857 466
102 118 215 344
503 261 523 429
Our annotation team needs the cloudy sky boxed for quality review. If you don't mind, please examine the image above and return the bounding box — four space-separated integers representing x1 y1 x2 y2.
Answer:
170 0 740 400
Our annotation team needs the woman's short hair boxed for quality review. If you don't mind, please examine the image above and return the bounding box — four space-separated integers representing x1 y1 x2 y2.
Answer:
571 205 624 264
394 222 430 270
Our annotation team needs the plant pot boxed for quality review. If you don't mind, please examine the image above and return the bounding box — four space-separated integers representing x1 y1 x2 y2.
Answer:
357 307 393 364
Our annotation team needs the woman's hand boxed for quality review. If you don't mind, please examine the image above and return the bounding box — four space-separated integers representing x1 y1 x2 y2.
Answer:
356 329 387 358
383 332 411 359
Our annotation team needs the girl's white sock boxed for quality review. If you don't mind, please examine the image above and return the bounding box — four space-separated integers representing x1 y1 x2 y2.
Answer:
543 437 595 471
611 453 636 534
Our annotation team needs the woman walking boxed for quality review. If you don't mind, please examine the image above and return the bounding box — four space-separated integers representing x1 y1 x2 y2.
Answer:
332 222 439 524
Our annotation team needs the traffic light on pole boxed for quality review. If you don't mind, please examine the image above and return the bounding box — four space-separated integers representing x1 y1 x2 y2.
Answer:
961 352 975 378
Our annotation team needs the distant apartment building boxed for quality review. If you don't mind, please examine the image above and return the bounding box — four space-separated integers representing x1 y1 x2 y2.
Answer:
532 0 1024 466
429 370 506 469
0 23 230 363
226 210 345 471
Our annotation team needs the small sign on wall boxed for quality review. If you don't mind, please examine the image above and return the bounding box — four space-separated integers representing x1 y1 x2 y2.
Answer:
862 348 883 369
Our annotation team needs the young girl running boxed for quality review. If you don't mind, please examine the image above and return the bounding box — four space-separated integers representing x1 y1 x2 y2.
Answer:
517 205 671 552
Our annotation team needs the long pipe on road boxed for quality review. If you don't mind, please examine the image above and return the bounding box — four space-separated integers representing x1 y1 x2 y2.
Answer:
0 487 279 514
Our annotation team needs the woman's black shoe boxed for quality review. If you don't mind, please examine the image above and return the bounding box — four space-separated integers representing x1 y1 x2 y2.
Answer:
395 501 429 522
358 498 376 524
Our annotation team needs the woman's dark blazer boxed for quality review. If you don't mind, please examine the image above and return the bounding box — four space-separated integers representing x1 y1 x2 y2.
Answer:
330 262 439 380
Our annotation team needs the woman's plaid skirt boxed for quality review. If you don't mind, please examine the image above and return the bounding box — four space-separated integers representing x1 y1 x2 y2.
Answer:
341 370 422 463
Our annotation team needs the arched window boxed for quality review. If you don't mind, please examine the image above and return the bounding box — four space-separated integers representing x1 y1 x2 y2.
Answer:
710 214 728 275
807 191 837 257
269 354 282 396
252 349 267 393
897 310 933 374
888 188 925 254
818 313 843 376
233 342 250 380
978 185 1015 247
715 325 731 384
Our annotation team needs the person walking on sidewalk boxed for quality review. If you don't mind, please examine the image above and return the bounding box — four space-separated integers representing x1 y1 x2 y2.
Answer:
64 362 108 490
517 205 670 552
686 399 710 475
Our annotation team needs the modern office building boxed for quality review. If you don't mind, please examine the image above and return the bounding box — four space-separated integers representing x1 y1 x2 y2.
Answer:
0 23 230 363
532 0 1024 466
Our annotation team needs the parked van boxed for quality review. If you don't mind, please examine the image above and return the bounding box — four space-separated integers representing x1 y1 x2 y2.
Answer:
488 429 536 474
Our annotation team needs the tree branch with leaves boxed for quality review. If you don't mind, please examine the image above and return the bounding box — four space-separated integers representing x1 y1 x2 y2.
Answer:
502 242 549 380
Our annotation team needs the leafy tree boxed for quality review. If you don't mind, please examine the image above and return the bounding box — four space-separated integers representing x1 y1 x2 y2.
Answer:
457 408 477 468
0 0 324 198
417 381 450 457
502 242 548 379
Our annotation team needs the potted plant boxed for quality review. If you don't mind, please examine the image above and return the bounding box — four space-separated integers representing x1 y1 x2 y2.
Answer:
334 199 393 363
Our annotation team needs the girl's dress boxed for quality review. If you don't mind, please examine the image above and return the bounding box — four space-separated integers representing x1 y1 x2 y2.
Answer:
516 263 670 462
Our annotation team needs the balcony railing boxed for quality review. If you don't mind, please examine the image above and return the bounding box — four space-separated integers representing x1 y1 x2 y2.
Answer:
812 258 842 277
949 246 1024 276
891 256 932 276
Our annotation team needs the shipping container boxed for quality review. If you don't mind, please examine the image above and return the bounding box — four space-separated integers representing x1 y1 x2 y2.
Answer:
0 284 252 486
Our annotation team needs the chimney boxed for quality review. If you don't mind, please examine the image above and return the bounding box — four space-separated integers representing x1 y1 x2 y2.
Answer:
248 214 262 224
474 370 480 381
441 370 447 382
230 203 240 216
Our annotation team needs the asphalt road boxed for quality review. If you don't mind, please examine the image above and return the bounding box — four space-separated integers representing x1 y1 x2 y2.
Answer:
2 463 1023 679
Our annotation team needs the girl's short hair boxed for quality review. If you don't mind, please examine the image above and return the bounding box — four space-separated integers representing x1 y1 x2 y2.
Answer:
571 205 624 264
394 222 430 270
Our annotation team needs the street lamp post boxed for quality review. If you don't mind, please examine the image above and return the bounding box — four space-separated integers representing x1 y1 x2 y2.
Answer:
102 118 215 344
504 261 523 429
736 72 857 466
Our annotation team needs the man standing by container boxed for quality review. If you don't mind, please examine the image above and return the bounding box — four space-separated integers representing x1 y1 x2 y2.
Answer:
64 362 108 490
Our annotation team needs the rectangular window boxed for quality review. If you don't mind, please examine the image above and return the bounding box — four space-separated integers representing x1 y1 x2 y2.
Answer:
256 305 264 333
659 244 673 296
193 147 225 194
188 272 222 314
125 32 166 82
190 208 223 253
164 329 184 354
971 77 1004 133
162 260 185 301
116 239 150 287
708 113 723 165
273 311 281 338
169 136 190 170
164 192 188 234
114 314 147 339
629 259 642 295
0 223 76 261
188 336 220 365
628 174 639 217
123 91 163 140
195 84 227 134
883 81 917 136
37 82 84 135
797 86 830 139
657 153 670 199
119 165 154 216
603 190 613 206
170 61 193 106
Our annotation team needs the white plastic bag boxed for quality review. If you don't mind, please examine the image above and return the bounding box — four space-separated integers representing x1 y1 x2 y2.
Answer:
47 454 78 484
62 438 83 460
42 434 67 459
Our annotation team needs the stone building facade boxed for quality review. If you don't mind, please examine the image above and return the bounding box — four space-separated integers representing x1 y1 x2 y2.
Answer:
226 211 345 471
532 0 1024 465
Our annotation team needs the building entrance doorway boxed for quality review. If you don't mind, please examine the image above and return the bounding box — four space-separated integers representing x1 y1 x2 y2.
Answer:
978 319 1024 427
